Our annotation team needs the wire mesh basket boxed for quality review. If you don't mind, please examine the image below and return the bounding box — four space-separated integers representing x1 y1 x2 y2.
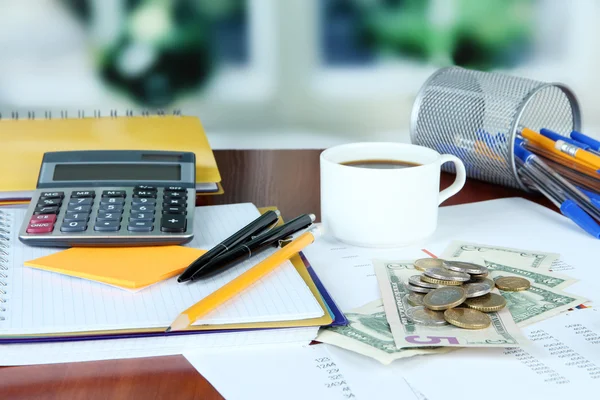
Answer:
410 66 582 190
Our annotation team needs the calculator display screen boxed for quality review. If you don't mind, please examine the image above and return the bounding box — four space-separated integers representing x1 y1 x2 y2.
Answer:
53 164 181 181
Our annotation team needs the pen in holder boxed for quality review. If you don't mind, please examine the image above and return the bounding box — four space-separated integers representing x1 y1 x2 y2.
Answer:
410 66 582 190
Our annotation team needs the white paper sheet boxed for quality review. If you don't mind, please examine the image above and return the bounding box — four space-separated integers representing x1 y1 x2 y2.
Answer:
398 308 600 400
184 343 418 400
303 198 597 310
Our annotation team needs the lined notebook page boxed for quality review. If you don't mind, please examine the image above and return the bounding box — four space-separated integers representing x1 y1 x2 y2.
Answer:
0 204 323 335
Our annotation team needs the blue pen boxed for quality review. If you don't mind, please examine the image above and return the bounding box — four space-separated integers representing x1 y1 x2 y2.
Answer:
515 140 600 237
540 128 591 151
571 130 600 152
575 186 600 209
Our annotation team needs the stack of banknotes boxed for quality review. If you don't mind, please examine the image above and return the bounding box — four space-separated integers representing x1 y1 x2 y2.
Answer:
316 241 586 364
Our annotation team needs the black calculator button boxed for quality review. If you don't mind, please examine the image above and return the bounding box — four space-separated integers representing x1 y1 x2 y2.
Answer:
68 198 93 206
162 205 186 214
129 212 154 221
40 192 64 200
100 197 125 205
71 191 95 198
133 191 157 198
64 212 89 222
60 221 87 232
161 214 186 232
131 204 155 212
96 211 121 221
131 197 157 205
37 198 62 207
67 205 92 213
164 191 187 199
134 185 157 192
34 205 60 214
102 190 126 198
128 221 154 232
94 220 120 232
99 204 124 212
164 186 185 192
163 197 184 206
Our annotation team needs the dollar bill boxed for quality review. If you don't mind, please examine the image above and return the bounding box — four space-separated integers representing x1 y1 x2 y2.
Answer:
316 299 452 365
483 260 578 291
441 241 559 271
374 260 525 349
490 272 587 327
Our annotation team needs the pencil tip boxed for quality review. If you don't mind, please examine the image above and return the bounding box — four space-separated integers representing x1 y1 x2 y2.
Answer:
165 327 172 333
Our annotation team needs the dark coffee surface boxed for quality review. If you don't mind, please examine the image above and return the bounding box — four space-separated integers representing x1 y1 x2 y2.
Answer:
341 159 421 169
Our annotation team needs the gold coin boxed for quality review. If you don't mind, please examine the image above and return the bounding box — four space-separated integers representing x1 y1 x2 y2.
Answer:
414 258 444 271
423 286 467 311
495 277 531 291
421 275 462 286
444 308 491 329
464 293 507 312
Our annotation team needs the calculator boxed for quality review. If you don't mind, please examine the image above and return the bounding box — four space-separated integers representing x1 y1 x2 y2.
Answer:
18 150 196 247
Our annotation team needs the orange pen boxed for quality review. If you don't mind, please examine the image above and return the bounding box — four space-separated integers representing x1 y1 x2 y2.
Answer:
166 226 322 332
521 128 599 170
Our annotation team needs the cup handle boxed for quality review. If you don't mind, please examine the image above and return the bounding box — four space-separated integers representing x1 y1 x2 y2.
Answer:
438 154 467 205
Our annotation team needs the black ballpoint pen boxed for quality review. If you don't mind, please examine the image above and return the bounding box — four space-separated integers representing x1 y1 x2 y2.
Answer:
189 213 316 281
178 209 281 282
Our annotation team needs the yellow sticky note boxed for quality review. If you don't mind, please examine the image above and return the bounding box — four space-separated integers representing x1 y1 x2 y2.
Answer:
25 246 206 289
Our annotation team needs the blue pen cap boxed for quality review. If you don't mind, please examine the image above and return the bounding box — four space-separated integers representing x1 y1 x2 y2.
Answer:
513 137 533 163
560 199 600 239
576 186 600 209
540 128 591 150
571 130 600 152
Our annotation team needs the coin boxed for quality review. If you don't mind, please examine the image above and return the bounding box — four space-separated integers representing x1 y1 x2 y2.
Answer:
414 258 444 271
495 276 531 291
423 286 467 311
424 267 470 282
421 275 463 286
444 308 491 329
406 306 448 326
443 260 488 275
469 272 489 279
464 293 507 312
463 280 493 298
408 275 442 289
407 284 432 294
407 292 426 307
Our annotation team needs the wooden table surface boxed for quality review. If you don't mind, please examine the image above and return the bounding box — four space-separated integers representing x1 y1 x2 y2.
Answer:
0 149 552 400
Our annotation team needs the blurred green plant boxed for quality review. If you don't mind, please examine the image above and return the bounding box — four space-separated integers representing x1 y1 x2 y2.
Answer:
62 0 246 107
352 0 535 69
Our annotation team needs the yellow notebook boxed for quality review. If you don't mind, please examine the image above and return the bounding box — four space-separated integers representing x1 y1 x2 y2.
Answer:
0 116 222 196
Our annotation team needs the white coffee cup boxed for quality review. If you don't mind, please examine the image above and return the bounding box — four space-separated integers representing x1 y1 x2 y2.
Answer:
320 142 466 247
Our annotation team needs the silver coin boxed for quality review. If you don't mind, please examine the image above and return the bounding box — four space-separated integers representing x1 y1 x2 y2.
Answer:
406 306 448 326
463 280 493 298
407 292 426 307
408 275 442 289
414 258 444 271
407 283 432 294
443 260 488 275
423 267 470 282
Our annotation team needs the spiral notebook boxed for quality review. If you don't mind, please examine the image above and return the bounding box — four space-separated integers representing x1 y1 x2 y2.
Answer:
0 112 222 200
0 204 325 341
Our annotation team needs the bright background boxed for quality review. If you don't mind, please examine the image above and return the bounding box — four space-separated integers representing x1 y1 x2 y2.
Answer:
1 0 598 149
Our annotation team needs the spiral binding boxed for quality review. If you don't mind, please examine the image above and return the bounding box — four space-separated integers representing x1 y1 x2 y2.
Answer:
0 109 183 120
0 210 9 321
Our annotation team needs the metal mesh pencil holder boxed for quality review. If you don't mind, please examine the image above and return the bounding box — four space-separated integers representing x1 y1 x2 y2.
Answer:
410 66 581 190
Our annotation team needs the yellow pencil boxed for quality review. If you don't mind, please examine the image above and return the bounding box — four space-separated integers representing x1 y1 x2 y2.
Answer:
521 128 599 170
166 226 322 332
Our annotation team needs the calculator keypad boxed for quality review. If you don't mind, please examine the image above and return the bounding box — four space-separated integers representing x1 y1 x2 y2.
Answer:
26 187 192 240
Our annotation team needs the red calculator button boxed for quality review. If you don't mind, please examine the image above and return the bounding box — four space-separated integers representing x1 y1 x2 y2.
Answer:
26 222 54 234
30 214 57 224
